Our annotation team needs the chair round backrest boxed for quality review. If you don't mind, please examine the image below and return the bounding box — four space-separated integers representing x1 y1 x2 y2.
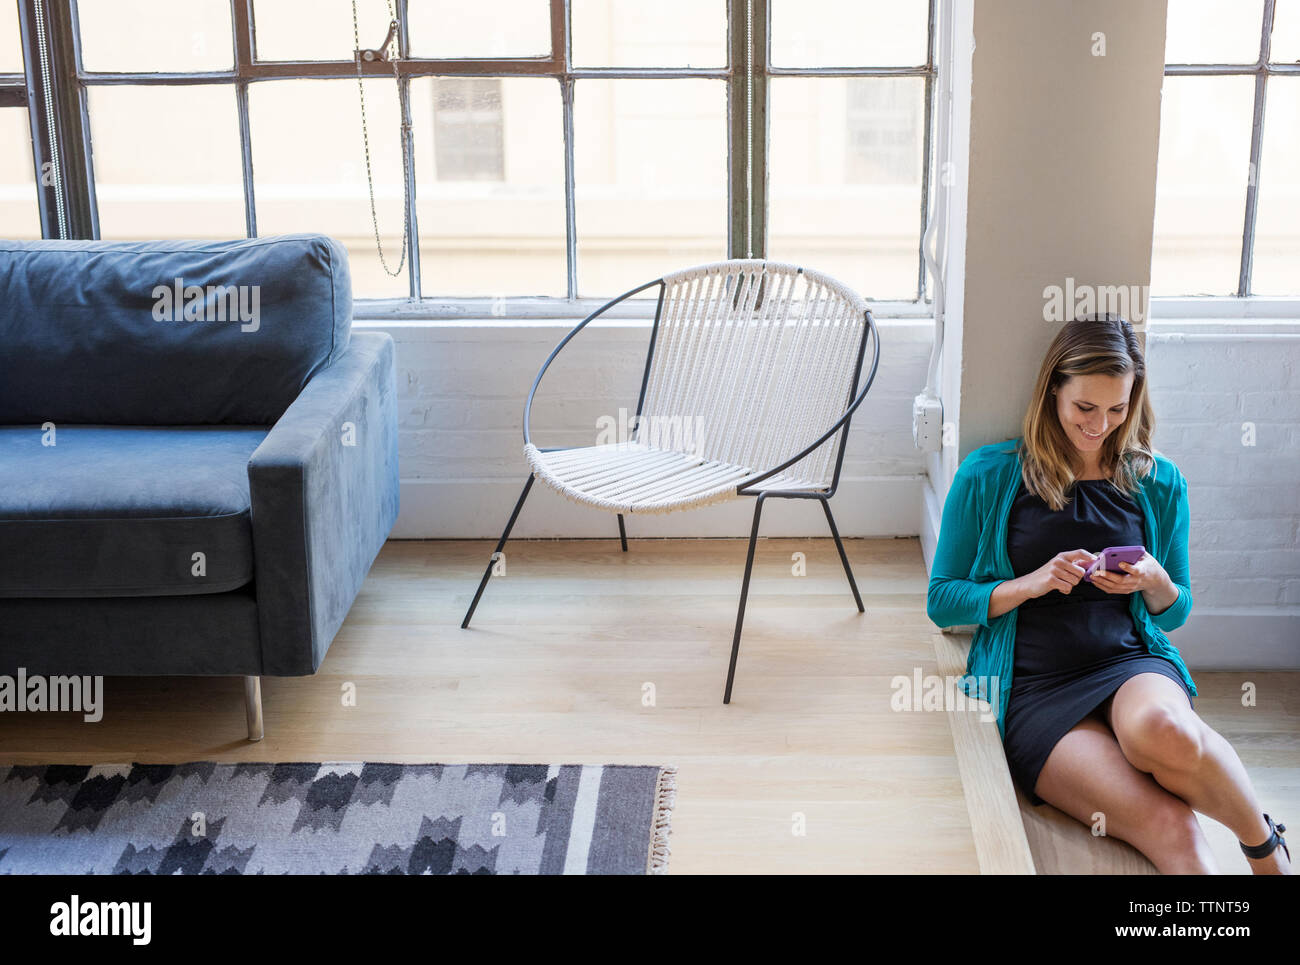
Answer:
634 259 870 490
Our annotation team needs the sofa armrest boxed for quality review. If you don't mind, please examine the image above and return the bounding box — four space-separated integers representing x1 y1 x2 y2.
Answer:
247 332 399 674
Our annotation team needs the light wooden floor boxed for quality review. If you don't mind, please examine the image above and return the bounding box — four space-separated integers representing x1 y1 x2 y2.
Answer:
1 537 1295 875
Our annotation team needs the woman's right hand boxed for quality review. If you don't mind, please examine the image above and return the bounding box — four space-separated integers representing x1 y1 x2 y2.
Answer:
1023 549 1098 599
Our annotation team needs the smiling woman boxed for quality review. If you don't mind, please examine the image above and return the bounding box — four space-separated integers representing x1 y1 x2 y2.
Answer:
1019 317 1156 508
927 315 1292 875
1052 374 1133 475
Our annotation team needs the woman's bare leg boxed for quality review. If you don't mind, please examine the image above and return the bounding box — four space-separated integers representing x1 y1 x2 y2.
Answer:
1033 709 1218 874
1103 672 1292 875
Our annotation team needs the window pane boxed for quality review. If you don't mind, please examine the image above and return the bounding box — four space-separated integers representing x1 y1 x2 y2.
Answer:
574 79 726 297
431 79 505 181
88 86 246 239
0 109 39 238
253 0 392 62
0 1 22 73
408 0 550 58
768 77 923 300
1251 78 1300 295
1272 0 1300 64
412 77 566 296
1151 76 1255 295
249 79 409 297
78 0 232 72
1164 0 1264 64
571 0 725 68
770 0 927 68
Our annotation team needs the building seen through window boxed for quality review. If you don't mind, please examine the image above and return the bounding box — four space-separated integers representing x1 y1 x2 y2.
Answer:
433 78 505 182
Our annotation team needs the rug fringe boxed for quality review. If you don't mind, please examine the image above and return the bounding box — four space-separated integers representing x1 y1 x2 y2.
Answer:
648 765 678 874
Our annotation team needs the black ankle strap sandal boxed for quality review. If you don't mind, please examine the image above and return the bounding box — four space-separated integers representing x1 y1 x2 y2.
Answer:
1240 813 1290 862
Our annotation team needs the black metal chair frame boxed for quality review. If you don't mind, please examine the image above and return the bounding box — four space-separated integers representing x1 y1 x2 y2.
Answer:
461 268 882 704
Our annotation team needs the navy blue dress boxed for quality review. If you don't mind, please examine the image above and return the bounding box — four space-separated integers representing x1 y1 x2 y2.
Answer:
1002 476 1194 806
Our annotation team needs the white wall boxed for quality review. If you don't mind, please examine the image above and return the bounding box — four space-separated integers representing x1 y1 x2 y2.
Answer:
957 0 1168 456
361 317 931 539
1142 318 1300 668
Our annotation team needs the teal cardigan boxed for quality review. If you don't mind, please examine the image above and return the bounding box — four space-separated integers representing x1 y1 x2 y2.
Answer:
926 436 1196 737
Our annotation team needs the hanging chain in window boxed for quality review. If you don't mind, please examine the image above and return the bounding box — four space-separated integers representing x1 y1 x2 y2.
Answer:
352 0 412 278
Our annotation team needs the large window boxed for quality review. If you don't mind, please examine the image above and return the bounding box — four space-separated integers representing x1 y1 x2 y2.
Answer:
10 0 937 308
1153 0 1300 297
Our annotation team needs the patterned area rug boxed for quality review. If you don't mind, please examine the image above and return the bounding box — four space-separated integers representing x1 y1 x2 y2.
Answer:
0 762 676 875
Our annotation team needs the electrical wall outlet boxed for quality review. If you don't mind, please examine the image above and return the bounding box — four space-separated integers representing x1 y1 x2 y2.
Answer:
913 394 944 451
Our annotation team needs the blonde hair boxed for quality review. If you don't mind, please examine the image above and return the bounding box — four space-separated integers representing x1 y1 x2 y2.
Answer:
1015 316 1156 511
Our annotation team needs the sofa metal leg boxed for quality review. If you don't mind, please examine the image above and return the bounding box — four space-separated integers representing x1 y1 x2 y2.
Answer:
244 676 264 742
617 513 628 552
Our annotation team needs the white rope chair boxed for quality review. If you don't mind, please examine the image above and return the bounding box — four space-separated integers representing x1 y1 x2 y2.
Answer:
462 259 882 703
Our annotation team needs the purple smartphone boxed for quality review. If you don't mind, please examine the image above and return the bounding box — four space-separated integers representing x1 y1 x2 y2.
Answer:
1083 545 1146 582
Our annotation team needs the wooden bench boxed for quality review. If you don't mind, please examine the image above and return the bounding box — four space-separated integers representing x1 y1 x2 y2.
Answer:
933 630 1159 874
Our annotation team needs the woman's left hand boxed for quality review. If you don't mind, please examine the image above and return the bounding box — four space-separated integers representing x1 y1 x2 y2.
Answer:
1089 551 1164 595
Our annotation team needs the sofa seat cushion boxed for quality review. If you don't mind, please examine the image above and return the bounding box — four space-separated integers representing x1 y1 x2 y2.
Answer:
0 426 268 597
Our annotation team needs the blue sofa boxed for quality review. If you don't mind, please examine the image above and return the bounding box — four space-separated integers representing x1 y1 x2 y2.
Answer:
0 234 399 739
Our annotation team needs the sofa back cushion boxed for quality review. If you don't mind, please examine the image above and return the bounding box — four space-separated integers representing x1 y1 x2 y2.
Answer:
0 234 351 425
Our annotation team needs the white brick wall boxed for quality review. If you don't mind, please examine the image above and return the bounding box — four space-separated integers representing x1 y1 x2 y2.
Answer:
1144 325 1300 624
1135 323 1300 667
357 317 934 539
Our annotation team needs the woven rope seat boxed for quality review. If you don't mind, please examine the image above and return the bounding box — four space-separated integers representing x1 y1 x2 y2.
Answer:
523 441 833 515
524 259 876 513
524 442 760 515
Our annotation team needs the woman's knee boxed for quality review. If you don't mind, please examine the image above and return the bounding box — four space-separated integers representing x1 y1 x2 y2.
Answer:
1116 702 1206 771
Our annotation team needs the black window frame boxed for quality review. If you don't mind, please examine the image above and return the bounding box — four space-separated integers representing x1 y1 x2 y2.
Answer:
1161 0 1300 297
13 0 940 315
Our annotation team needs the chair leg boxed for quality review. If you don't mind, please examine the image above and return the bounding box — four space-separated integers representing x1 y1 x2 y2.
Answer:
462 475 535 629
820 498 865 612
617 513 628 552
244 676 264 742
723 494 767 704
